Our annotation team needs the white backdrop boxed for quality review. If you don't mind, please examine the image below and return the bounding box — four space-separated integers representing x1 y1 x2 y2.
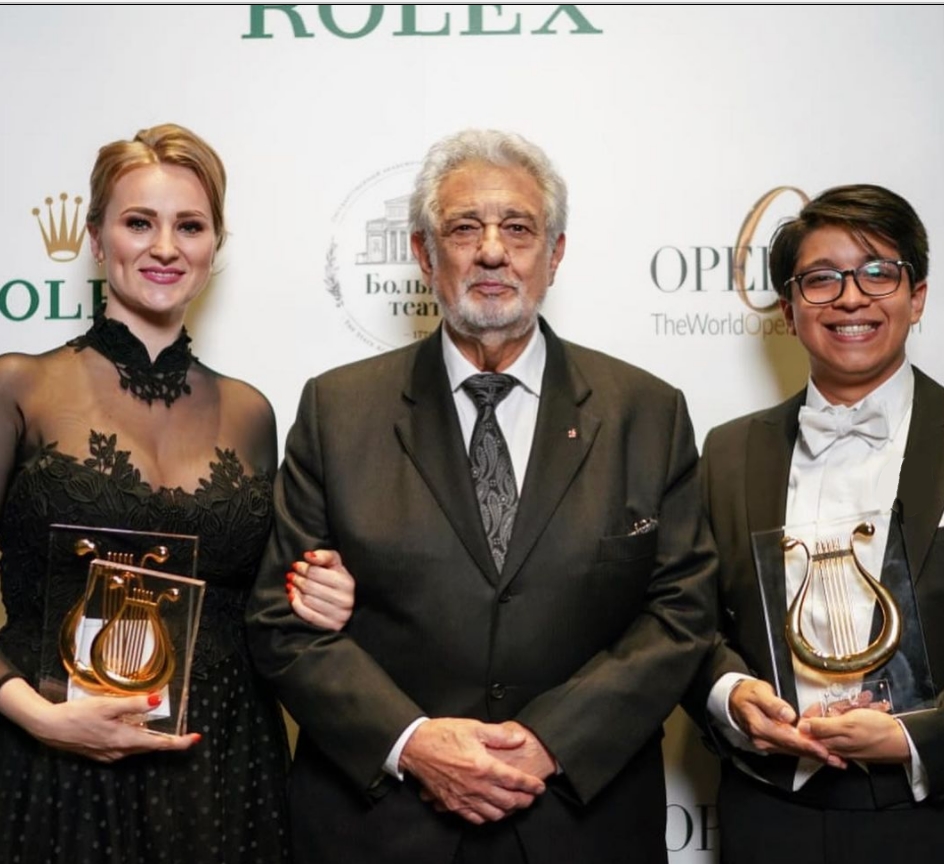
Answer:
3 5 944 859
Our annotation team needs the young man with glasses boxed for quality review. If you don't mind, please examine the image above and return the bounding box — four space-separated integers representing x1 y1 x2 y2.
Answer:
685 185 944 862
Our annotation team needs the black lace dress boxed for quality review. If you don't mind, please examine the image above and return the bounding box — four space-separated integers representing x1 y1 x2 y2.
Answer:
0 320 292 864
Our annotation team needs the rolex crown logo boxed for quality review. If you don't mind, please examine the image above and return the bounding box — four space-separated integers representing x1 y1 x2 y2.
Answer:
33 192 87 262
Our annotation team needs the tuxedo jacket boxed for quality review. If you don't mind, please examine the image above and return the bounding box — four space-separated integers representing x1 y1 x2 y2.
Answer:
247 319 717 864
686 366 944 801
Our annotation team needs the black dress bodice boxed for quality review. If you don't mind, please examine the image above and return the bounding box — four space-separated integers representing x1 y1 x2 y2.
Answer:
0 432 273 678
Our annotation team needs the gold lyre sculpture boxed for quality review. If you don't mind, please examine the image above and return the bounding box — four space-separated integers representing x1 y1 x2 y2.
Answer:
782 521 902 675
59 539 181 694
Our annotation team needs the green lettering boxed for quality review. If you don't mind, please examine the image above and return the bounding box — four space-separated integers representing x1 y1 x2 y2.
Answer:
0 280 40 321
532 5 602 35
242 5 314 39
318 5 383 39
464 5 520 35
46 280 81 320
88 278 107 317
396 5 450 36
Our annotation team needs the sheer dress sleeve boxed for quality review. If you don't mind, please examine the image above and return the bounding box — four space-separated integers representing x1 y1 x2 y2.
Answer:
0 353 28 688
0 345 278 692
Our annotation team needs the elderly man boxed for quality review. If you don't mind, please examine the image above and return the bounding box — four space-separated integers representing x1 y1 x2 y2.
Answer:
685 185 944 863
248 129 716 864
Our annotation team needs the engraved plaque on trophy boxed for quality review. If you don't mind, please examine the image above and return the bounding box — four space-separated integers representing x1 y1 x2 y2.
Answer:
752 510 935 717
41 525 204 736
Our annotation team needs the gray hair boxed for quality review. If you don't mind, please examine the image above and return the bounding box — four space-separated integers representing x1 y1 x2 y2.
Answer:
409 129 568 245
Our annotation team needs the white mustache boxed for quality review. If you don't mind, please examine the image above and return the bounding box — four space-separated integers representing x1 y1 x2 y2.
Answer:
461 272 523 292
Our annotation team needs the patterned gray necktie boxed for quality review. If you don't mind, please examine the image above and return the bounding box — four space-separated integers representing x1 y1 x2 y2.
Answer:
462 373 519 571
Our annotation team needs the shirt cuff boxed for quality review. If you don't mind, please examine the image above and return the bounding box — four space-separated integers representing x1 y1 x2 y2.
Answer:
383 717 429 780
897 718 930 801
707 672 760 751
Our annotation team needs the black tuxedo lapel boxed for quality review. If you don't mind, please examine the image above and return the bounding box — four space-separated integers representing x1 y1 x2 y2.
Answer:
394 330 499 583
499 324 598 591
745 393 803 537
897 368 944 584
744 393 805 723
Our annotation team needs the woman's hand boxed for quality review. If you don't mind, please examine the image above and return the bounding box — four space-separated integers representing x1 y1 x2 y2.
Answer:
0 679 199 763
287 549 355 631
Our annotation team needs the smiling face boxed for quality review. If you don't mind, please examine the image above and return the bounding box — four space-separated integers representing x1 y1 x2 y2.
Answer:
89 163 217 331
781 224 926 405
412 160 565 368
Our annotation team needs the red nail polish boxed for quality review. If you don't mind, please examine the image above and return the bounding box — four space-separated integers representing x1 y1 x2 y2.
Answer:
147 693 161 708
288 588 296 602
192 732 202 744
286 571 295 584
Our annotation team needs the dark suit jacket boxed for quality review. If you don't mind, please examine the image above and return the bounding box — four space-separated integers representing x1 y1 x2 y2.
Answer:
686 366 944 803
246 320 717 864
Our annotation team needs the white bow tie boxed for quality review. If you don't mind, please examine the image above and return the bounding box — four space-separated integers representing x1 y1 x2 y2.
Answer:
798 402 890 458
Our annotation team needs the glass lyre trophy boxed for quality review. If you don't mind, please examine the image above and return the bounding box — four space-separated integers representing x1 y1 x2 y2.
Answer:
752 510 935 718
40 525 205 736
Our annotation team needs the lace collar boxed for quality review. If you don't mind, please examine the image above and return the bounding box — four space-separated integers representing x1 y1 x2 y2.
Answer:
69 309 196 407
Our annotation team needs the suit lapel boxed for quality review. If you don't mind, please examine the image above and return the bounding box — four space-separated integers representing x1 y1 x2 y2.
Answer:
394 329 499 582
499 323 598 590
739 375 944 791
745 392 805 716
745 393 803 536
897 367 944 583
747 369 944 588
394 322 601 587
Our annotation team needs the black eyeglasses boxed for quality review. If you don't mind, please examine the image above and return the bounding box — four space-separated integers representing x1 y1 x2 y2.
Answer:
785 259 914 305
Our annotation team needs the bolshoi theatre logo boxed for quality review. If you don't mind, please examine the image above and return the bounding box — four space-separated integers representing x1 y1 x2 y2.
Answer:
326 162 440 352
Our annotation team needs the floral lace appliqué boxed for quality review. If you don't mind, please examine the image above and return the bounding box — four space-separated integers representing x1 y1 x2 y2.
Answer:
0 431 273 671
69 309 195 407
84 431 144 489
